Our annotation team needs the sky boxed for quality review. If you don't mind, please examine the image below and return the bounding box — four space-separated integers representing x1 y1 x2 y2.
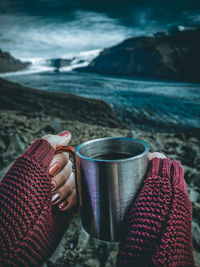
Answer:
1 0 200 26
0 0 199 60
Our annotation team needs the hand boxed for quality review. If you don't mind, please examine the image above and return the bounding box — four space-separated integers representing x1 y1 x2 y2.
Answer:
118 151 169 265
118 151 195 266
42 131 77 211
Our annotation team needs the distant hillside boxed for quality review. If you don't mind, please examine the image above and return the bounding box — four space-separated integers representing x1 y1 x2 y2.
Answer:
0 49 29 73
0 78 123 128
77 28 200 83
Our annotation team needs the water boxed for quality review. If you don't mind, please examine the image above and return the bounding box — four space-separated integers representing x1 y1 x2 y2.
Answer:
3 71 200 133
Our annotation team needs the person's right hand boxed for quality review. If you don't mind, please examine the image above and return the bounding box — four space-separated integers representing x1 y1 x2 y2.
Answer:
118 151 194 266
118 152 169 266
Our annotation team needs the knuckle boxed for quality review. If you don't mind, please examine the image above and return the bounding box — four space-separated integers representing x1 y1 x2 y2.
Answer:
61 153 69 165
56 154 68 168
42 134 53 139
66 183 72 194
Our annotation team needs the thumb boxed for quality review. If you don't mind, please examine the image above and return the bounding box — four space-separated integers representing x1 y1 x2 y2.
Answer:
42 131 71 150
148 152 166 161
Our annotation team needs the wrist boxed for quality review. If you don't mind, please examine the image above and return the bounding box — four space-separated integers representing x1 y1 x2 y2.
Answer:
147 157 186 192
24 138 55 169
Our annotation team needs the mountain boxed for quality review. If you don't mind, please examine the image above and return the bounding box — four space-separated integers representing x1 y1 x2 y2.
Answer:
77 28 200 83
0 49 29 73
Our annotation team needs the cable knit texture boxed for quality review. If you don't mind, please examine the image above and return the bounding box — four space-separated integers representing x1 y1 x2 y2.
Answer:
0 139 72 267
0 140 195 267
118 158 195 267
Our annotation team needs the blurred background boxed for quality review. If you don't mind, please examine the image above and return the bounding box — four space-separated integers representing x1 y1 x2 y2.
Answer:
0 0 200 132
0 0 200 60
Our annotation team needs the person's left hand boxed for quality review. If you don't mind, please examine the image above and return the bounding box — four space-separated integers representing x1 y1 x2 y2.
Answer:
42 131 77 211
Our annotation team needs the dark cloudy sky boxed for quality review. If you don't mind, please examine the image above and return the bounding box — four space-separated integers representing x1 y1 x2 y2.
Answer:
1 0 200 26
0 0 199 60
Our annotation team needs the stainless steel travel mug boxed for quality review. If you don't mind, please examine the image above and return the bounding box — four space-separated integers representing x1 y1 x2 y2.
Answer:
56 137 149 242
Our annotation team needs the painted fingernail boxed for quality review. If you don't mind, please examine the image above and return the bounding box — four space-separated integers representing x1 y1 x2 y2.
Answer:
58 131 71 137
51 193 60 204
59 200 68 209
49 163 60 176
51 181 56 190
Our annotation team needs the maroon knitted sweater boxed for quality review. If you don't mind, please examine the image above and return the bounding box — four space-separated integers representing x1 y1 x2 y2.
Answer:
0 139 195 266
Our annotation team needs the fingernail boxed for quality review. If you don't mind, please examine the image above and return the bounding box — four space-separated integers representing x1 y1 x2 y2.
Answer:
51 181 56 190
59 200 68 209
49 163 60 176
59 131 71 137
51 193 60 204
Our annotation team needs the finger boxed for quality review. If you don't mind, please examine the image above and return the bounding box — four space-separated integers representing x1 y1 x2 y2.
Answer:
51 172 75 205
51 160 72 191
45 131 71 176
58 189 77 211
148 152 166 161
49 153 69 177
42 131 71 150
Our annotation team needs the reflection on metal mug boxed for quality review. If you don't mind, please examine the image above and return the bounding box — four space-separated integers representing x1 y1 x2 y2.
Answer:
56 137 149 242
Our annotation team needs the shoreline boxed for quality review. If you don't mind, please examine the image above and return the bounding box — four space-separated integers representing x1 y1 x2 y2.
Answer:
2 73 200 136
0 77 124 128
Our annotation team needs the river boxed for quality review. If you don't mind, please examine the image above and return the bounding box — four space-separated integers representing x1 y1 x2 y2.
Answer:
3 70 200 133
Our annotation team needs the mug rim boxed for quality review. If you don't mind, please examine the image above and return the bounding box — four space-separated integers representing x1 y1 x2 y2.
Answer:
75 137 149 162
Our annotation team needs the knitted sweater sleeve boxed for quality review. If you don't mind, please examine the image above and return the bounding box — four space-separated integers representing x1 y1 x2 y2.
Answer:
118 158 195 267
0 138 71 267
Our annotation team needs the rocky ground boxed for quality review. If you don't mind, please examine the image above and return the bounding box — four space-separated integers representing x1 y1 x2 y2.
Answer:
0 78 122 128
0 78 199 266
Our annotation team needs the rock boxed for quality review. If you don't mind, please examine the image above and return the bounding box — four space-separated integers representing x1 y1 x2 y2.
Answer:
0 139 6 151
48 242 65 264
192 202 200 222
184 166 198 185
76 227 90 250
105 249 118 267
77 28 200 83
192 222 200 250
193 250 200 267
43 119 62 134
193 175 200 187
85 259 100 267
189 188 199 203
8 133 25 152
127 129 139 139
0 164 12 181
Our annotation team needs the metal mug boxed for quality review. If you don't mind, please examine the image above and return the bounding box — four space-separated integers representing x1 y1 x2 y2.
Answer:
56 137 149 242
